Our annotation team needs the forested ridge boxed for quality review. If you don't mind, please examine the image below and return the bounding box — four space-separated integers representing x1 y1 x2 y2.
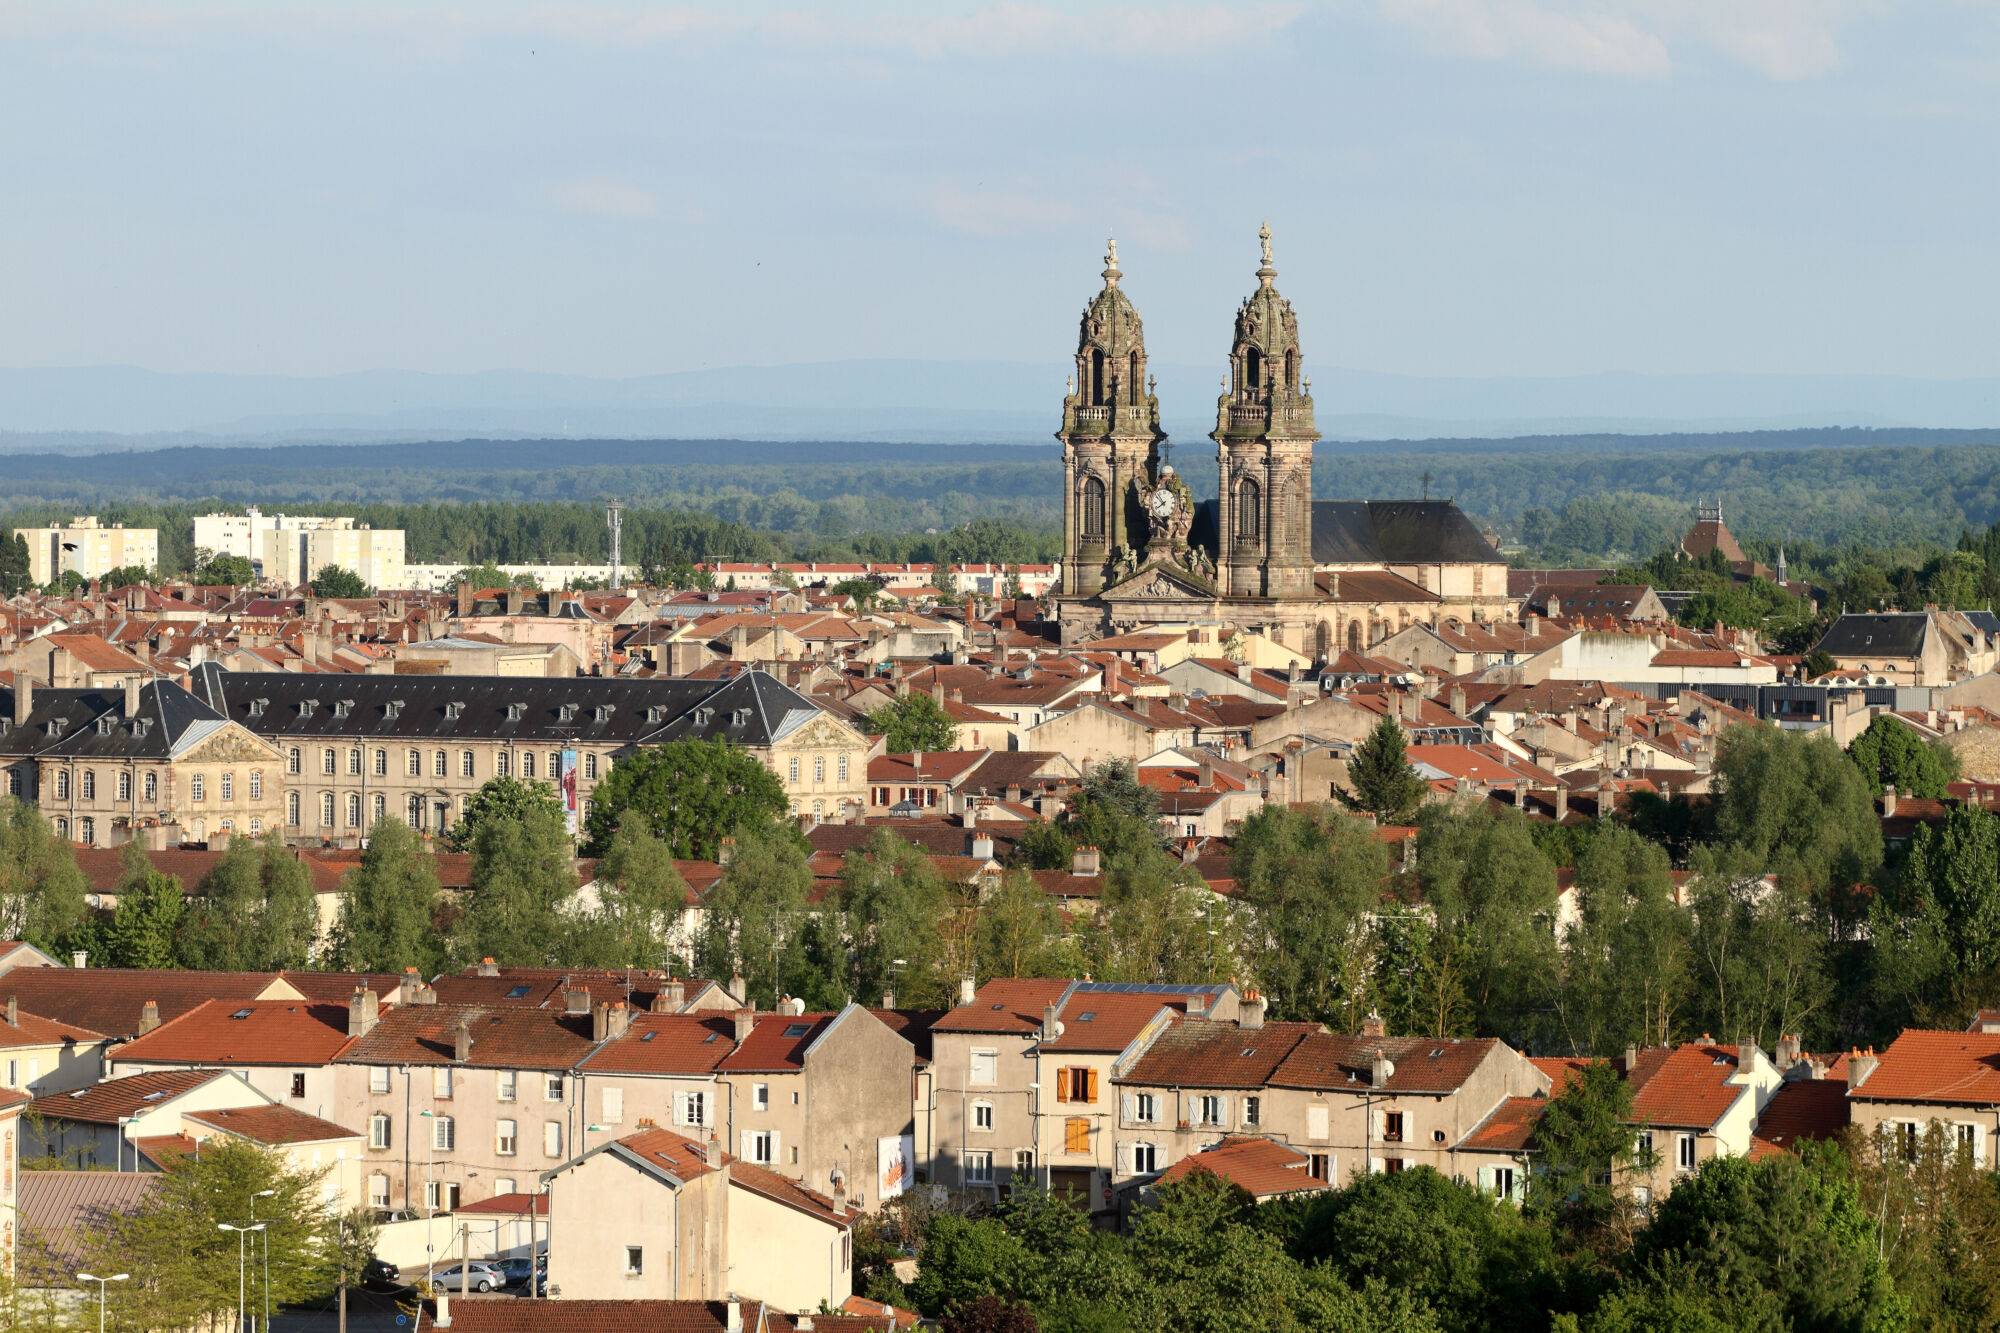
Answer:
8 426 2000 571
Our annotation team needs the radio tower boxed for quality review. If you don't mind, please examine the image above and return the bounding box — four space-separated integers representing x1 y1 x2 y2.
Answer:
606 499 624 592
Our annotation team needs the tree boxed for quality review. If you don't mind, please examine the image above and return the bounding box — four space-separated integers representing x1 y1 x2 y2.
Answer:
830 575 886 610
1348 717 1429 824
329 817 446 974
92 1138 343 1333
1622 1146 1905 1331
457 802 579 966
975 869 1076 982
837 830 953 1007
1528 1061 1636 1240
97 563 156 589
0 798 93 956
180 834 320 970
865 692 959 753
1848 1120 2000 1330
581 738 790 858
591 814 692 968
187 547 257 586
1231 804 1391 1026
448 562 512 593
1549 827 1691 1054
1682 845 1833 1051
1087 846 1228 986
694 821 813 1007
1063 760 1164 863
1847 713 1959 800
99 842 186 969
1413 805 1562 1045
0 533 31 597
308 563 368 597
444 775 566 853
1711 724 1882 907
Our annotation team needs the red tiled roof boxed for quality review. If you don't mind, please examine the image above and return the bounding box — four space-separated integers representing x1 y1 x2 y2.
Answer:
717 1013 835 1073
339 1004 599 1070
1269 1033 1503 1095
614 1125 723 1182
1118 1019 1321 1090
730 1157 853 1228
111 999 354 1068
0 1004 105 1050
33 1069 232 1124
1156 1135 1329 1197
458 1191 549 1216
1530 1056 1601 1095
1854 1029 2000 1106
932 978 1072 1035
1753 1079 1851 1151
1627 1043 1749 1129
132 1133 200 1168
0 968 311 1038
187 1103 360 1145
1039 993 1185 1054
1457 1096 1546 1153
579 1014 737 1076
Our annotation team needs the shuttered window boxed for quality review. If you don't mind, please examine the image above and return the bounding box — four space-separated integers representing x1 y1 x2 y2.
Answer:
1064 1117 1089 1154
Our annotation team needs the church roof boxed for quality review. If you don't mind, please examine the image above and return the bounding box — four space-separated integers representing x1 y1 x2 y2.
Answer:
1188 499 1500 567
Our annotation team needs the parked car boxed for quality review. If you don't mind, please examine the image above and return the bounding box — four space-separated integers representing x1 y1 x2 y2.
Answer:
431 1262 506 1293
497 1254 545 1289
362 1258 405 1291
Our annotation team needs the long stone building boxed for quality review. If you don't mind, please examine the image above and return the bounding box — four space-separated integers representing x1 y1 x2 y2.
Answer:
1055 228 1512 653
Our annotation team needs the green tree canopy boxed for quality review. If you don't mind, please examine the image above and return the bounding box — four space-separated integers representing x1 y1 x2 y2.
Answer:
1711 724 1882 905
864 691 959 753
0 533 31 597
837 829 954 1008
694 820 813 1007
308 563 369 597
590 813 692 969
443 774 566 853
1231 803 1391 1026
1528 1060 1636 1240
1348 717 1429 824
188 549 256 585
457 801 579 966
180 833 319 970
99 842 186 969
329 817 446 975
1414 805 1562 1044
581 738 790 858
1847 713 1960 800
0 797 92 956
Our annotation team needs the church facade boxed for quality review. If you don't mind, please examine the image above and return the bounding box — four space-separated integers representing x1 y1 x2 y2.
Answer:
1055 227 1514 657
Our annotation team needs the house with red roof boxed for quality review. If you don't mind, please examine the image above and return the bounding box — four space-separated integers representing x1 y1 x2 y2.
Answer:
1847 1028 2000 1166
1155 1134 1332 1201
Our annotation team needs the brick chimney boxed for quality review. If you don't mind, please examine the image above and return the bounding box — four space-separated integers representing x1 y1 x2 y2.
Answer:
1360 1010 1386 1039
1847 1048 1879 1091
1240 991 1266 1031
399 967 423 1005
348 986 379 1037
733 1006 757 1043
139 998 161 1034
970 831 994 861
662 979 686 1011
208 827 231 853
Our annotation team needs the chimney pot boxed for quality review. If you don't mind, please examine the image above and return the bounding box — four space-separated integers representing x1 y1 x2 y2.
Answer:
478 957 498 977
733 1007 756 1043
958 975 977 1006
1848 1049 1879 1091
139 998 161 1034
1240 993 1266 1030
1360 1010 1385 1039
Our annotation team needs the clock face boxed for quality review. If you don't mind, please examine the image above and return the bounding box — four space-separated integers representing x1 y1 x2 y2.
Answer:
1150 487 1176 518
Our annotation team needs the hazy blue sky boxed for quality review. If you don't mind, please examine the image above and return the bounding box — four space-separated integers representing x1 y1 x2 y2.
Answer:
3 1 1997 381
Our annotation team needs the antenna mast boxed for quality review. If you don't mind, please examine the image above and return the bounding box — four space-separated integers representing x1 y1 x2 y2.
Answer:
606 499 625 592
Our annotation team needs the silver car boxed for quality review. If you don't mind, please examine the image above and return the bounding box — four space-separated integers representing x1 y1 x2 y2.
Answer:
431 1261 507 1293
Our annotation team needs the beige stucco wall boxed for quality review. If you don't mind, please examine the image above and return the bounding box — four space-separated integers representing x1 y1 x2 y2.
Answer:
544 1149 725 1301
725 1183 851 1314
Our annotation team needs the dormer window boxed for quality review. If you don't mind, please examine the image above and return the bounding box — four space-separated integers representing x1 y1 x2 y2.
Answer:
249 698 267 718
444 701 464 721
333 699 353 718
96 716 115 735
384 700 404 720
298 699 319 718
45 719 64 738
558 703 578 723
594 704 615 723
506 703 526 722
645 706 664 725
695 708 713 727
732 708 750 727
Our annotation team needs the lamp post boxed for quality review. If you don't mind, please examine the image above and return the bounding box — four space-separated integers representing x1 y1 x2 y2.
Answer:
218 1222 266 1333
75 1272 127 1333
250 1187 276 1333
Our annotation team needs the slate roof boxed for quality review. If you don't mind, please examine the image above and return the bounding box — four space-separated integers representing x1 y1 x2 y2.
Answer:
1814 613 1933 659
187 664 826 749
0 679 232 760
1157 1135 1330 1198
111 999 355 1068
1854 1029 2000 1105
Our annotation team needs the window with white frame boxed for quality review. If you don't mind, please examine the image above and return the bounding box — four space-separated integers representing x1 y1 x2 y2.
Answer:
369 1067 390 1094
1134 1091 1158 1123
249 770 262 799
115 770 131 801
789 757 800 783
406 749 420 777
544 1121 563 1157
1013 1149 1035 1179
964 1150 993 1185
972 1100 994 1132
753 1083 769 1111
744 1130 777 1165
1634 1130 1654 1161
322 747 336 775
369 1114 391 1150
349 748 362 775
222 772 236 801
1194 1094 1225 1126
495 1119 518 1156
676 1091 707 1127
319 791 334 826
602 1087 624 1124
434 1067 454 1099
1130 1141 1158 1174
191 775 206 802
461 750 475 778
1676 1133 1696 1172
433 1115 455 1151
969 1049 997 1085
496 1071 516 1102
1957 1122 1984 1165
368 1173 390 1208
624 1246 644 1277
424 1180 461 1211
374 749 387 776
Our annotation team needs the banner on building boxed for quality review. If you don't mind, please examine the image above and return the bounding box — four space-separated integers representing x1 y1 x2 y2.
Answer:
559 748 580 836
877 1134 915 1201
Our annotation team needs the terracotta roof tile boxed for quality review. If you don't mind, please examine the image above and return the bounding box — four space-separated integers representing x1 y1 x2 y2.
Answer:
1156 1135 1330 1198
186 1104 361 1145
33 1068 233 1124
0 1004 106 1050
1040 993 1197 1054
1269 1033 1502 1094
1627 1043 1751 1129
1118 1019 1322 1090
1457 1096 1546 1153
578 1014 737 1076
933 978 1072 1035
0 969 298 1037
1854 1029 2000 1105
1753 1079 1851 1151
717 1013 835 1073
111 998 355 1068
339 1003 598 1071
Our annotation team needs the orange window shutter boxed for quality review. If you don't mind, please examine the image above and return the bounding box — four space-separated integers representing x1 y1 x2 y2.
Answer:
1085 1068 1099 1103
1066 1117 1088 1153
1054 1071 1069 1103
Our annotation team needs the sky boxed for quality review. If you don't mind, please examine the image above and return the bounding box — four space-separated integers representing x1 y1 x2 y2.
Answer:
2 1 1998 383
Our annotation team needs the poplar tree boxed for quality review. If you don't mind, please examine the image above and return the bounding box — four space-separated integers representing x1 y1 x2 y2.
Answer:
330 817 445 974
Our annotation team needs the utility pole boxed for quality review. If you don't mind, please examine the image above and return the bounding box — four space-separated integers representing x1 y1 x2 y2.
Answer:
606 499 624 592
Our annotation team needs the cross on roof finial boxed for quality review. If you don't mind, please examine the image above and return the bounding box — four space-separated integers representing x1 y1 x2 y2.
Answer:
1102 237 1121 287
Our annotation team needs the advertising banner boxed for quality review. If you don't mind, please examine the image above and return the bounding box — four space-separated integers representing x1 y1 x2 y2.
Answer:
559 748 580 836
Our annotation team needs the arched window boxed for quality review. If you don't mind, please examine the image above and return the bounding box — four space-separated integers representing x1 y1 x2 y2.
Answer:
1244 346 1262 390
1236 477 1262 547
1080 476 1106 540
1090 349 1106 404
220 772 234 801
144 771 157 802
434 750 447 778
249 771 262 800
1285 348 1298 392
348 748 362 775
78 817 94 846
1347 620 1364 654
521 752 536 779
287 747 301 775
374 749 387 777
320 792 335 826
54 818 68 841
1128 351 1141 403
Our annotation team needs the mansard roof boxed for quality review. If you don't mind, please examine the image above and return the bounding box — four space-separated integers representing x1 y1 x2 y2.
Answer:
1187 498 1501 568
186 664 826 749
0 678 231 761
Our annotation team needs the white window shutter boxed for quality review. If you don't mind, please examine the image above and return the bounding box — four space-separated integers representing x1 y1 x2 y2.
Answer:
741 1131 753 1159
1476 1166 1494 1194
1122 1094 1135 1121
1115 1143 1131 1173
1184 1094 1198 1124
1216 1096 1230 1125
674 1092 687 1125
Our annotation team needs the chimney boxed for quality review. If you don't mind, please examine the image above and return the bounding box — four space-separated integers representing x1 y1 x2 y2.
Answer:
3 996 14 1027
138 999 160 1034
1554 785 1569 823
1071 845 1101 877
958 975 977 1006
400 967 422 1005
726 1298 744 1333
1360 1010 1386 1039
880 989 895 1010
970 832 995 861
1041 1003 1062 1042
733 1007 757 1043
12 678 30 728
1198 755 1214 790
1775 1033 1802 1071
475 956 501 977
662 979 686 1011
1399 691 1420 724
1236 662 1254 685
1623 1044 1638 1072
1371 1047 1395 1088
123 675 141 718
564 986 591 1016
208 827 231 853
1847 1048 1879 1091
593 1001 631 1041
1882 786 1898 818
435 1290 451 1329
70 950 87 969
1449 685 1467 718
1240 992 1266 1031
347 987 379 1037
718 836 737 868
453 1016 474 1063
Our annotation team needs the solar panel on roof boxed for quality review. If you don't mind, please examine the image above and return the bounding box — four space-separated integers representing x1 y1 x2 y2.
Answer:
506 986 531 999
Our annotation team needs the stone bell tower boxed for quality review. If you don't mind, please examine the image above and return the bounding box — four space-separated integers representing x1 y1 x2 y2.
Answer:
1059 239 1166 597
1211 223 1319 600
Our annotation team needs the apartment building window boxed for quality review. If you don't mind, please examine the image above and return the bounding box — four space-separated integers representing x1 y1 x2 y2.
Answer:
1676 1133 1697 1172
545 1074 564 1101
248 818 262 834
290 1073 307 1099
495 1119 518 1156
369 1066 391 1094
1063 1117 1089 1154
675 1091 706 1127
434 750 446 777
424 1181 461 1211
547 752 559 779
1130 1141 1158 1174
964 1150 993 1186
1896 1122 1920 1163
1012 1149 1035 1180
1132 1092 1158 1124
1384 1158 1406 1174
521 752 535 778
497 752 510 777
814 756 825 784
78 817 95 846
374 749 387 776
347 793 361 827
434 1067 454 1099
1492 1166 1517 1199
752 1083 769 1111
368 1173 390 1208
1054 1067 1095 1103
191 775 206 802
144 771 157 801
496 1071 517 1102
585 754 598 780
346 748 360 775
116 771 131 801
1243 1096 1261 1127
246 770 261 800
969 1049 996 1086
1383 1111 1405 1143
544 1121 563 1157
54 771 69 801
602 1087 624 1124
1634 1130 1654 1162
322 747 336 775
1308 1153 1331 1181
287 747 301 775
838 754 849 783
972 1101 994 1132
406 748 420 777
369 1114 391 1150
787 757 800 783
371 794 385 822
461 750 474 778
1193 1095 1225 1127
433 1116 456 1151
219 772 234 801
319 792 335 826
287 792 301 826
1957 1123 1984 1164
744 1130 777 1165
624 1247 644 1277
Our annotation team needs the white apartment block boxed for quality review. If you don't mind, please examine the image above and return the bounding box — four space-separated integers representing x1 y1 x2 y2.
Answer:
398 563 613 592
263 524 406 591
12 518 159 586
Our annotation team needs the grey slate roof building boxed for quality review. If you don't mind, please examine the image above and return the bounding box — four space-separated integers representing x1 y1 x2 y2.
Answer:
1 678 230 761
1188 499 1501 567
1812 613 1934 659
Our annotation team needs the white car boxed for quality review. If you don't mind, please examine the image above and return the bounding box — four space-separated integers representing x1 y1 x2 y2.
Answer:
431 1262 506 1293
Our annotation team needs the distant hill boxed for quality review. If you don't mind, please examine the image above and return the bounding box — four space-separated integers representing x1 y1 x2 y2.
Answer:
3 360 1999 447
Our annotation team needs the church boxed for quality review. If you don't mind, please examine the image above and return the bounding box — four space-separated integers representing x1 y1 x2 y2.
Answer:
1054 226 1514 657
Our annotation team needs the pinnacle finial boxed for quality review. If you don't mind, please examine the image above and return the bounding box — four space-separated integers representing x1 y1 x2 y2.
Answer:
1257 221 1275 286
1102 237 1121 287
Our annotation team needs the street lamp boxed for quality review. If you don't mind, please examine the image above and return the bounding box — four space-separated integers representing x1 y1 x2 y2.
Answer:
75 1272 127 1333
250 1187 277 1333
218 1222 267 1333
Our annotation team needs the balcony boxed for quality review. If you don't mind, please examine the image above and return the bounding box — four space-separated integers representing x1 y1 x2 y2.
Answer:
1071 406 1111 427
